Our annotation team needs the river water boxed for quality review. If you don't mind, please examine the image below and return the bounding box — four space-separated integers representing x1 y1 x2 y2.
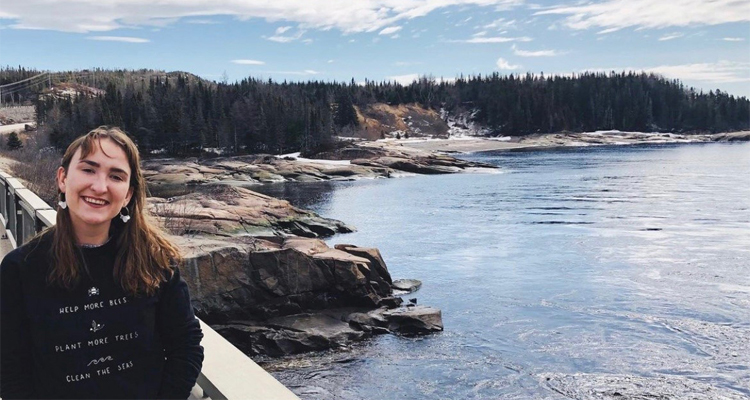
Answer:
252 143 750 399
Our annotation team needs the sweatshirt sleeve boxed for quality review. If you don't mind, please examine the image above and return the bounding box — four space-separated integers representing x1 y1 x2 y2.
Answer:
156 266 204 399
0 252 36 399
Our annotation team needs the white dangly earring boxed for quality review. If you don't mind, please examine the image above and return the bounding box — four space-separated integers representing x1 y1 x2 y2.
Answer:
119 207 131 223
58 193 67 210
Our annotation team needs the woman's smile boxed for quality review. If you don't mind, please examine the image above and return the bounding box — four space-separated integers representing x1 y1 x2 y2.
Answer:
82 196 109 206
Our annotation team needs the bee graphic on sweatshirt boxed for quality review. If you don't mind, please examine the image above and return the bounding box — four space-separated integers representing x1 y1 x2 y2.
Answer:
90 320 104 333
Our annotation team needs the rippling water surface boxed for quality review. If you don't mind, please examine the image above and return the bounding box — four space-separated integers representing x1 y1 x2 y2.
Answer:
252 143 750 399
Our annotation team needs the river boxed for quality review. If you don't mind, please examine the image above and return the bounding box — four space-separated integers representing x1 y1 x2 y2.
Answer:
252 142 750 399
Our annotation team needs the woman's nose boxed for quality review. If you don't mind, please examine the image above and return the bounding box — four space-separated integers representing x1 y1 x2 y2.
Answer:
90 173 108 193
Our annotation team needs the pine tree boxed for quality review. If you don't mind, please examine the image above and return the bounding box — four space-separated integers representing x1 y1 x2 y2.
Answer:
6 131 23 150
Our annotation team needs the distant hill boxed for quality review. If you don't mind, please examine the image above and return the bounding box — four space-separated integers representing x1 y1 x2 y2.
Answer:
2 67 748 157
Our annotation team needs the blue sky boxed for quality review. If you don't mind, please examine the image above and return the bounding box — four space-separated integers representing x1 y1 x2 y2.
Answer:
1 0 748 97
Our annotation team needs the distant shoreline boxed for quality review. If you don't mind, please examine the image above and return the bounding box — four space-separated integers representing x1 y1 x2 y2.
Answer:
393 130 750 154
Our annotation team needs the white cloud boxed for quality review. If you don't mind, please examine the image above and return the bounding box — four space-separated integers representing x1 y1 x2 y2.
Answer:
87 36 149 43
185 19 218 24
379 26 402 35
483 18 517 30
275 26 292 34
536 0 750 31
511 43 561 57
646 61 750 83
453 36 532 43
597 27 621 34
327 59 334 63
265 28 306 42
722 37 745 41
386 74 454 85
0 0 524 33
494 0 523 11
658 33 683 41
387 73 420 85
583 61 750 84
231 59 265 65
496 57 520 70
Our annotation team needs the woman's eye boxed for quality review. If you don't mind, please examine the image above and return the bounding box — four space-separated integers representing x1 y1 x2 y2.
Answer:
111 175 124 182
83 168 95 174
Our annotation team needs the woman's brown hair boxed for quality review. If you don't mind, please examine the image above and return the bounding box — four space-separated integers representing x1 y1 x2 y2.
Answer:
46 126 181 296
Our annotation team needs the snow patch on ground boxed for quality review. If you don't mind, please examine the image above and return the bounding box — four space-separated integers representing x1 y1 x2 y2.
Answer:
583 130 660 136
202 147 225 155
277 152 352 165
440 108 492 138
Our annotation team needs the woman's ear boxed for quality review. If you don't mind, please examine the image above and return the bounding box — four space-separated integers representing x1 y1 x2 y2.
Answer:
124 188 134 208
56 166 67 193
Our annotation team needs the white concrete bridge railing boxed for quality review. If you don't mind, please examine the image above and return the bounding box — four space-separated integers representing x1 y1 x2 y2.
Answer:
0 170 300 400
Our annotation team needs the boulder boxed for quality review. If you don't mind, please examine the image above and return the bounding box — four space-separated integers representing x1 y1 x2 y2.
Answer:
392 278 422 293
382 306 444 335
334 244 393 293
177 234 443 356
214 311 371 356
177 236 395 321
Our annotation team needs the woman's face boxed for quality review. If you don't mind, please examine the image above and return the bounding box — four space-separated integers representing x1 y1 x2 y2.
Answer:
57 138 134 236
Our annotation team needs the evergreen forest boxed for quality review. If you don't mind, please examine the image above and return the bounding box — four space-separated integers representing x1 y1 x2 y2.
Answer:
2 66 748 157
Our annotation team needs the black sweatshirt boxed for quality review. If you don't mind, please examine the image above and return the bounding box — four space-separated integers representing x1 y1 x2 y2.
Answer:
0 234 204 399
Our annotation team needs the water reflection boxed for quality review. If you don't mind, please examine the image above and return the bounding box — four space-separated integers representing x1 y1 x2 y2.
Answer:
248 181 340 212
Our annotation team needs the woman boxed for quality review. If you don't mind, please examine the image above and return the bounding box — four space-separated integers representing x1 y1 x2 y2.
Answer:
0 126 204 399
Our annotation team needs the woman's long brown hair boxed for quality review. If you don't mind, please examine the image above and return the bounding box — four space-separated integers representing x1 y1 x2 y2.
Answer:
45 126 181 296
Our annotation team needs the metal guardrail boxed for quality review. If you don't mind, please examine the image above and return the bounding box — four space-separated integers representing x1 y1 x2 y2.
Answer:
0 172 55 248
0 169 299 400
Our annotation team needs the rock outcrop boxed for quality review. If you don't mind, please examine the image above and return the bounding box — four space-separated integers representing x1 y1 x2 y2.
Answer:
174 235 442 356
712 131 750 142
177 236 389 319
315 141 497 174
148 185 353 238
143 153 392 192
142 152 449 357
142 141 497 191
213 305 444 356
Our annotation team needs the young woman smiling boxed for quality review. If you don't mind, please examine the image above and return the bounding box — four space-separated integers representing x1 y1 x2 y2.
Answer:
0 126 204 399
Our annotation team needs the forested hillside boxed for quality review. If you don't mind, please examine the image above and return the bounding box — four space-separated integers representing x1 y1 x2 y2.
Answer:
2 66 748 157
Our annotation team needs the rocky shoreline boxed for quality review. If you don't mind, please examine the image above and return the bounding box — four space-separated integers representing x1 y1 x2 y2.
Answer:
142 141 498 194
146 186 443 357
142 132 749 357
395 130 750 153
171 233 442 357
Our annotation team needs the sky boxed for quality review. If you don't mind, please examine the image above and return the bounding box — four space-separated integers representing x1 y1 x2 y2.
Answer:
0 0 749 98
